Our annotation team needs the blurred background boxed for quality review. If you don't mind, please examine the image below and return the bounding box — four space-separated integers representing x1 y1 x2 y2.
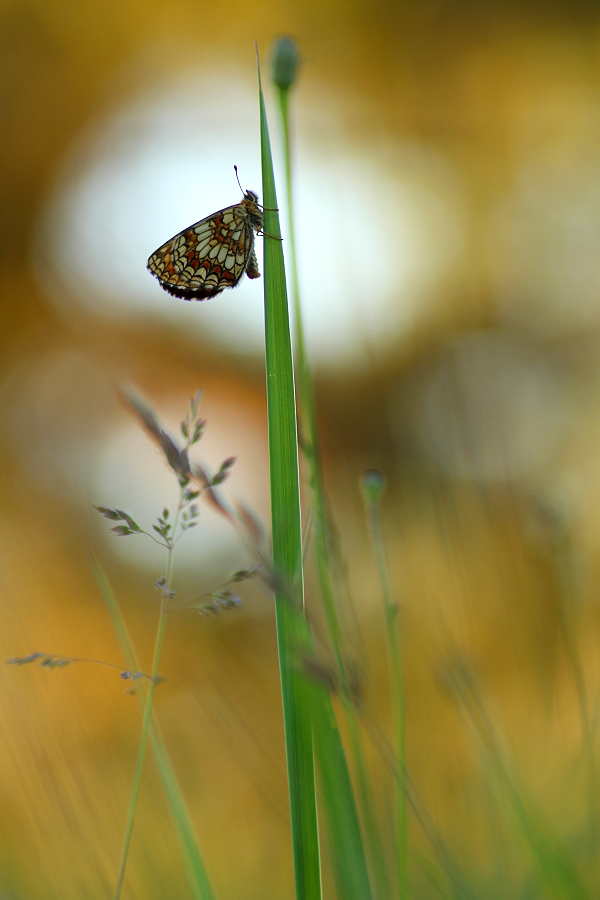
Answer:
2 0 600 897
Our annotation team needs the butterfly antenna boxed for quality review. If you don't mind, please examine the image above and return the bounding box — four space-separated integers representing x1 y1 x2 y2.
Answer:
234 165 244 194
235 163 275 209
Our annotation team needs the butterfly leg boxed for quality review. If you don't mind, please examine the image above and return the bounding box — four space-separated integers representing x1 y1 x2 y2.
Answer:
258 230 284 241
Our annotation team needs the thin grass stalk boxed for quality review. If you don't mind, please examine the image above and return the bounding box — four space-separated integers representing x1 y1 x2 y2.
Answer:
362 472 409 900
361 671 477 900
272 41 384 899
90 554 216 900
450 662 589 900
110 530 179 900
257 56 322 900
344 713 390 900
111 607 167 899
554 535 597 843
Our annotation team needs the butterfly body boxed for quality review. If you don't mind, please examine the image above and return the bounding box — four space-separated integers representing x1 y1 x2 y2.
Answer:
147 191 263 300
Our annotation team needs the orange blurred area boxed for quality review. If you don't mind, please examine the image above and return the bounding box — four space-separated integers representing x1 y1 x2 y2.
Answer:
3 0 600 897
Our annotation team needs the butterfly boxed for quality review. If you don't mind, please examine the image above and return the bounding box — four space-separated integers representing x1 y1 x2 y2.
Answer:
147 190 264 300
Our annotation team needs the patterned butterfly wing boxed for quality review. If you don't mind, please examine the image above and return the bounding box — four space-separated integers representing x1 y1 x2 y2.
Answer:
147 192 264 300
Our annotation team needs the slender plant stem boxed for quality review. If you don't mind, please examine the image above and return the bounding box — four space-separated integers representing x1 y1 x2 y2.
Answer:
363 478 409 900
450 663 589 900
112 607 167 899
344 706 391 900
112 501 182 900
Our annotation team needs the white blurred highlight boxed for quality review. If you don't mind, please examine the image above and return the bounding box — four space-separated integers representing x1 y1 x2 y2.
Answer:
34 67 465 367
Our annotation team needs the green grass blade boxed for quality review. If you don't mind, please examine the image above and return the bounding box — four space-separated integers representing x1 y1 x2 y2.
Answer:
89 553 217 900
310 683 375 900
257 57 322 900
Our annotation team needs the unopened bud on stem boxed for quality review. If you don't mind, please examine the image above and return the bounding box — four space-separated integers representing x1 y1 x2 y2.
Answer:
360 469 386 507
271 36 301 91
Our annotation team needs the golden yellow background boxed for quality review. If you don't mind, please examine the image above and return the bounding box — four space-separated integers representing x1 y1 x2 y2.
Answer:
2 0 600 897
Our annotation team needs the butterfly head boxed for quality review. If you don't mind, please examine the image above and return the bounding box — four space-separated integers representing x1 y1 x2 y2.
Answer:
242 190 264 230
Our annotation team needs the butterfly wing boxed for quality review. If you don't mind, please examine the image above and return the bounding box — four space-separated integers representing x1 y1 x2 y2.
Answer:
147 202 259 300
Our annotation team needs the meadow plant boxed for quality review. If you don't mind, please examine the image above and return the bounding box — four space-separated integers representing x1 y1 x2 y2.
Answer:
9 386 263 900
95 387 263 900
9 37 597 900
